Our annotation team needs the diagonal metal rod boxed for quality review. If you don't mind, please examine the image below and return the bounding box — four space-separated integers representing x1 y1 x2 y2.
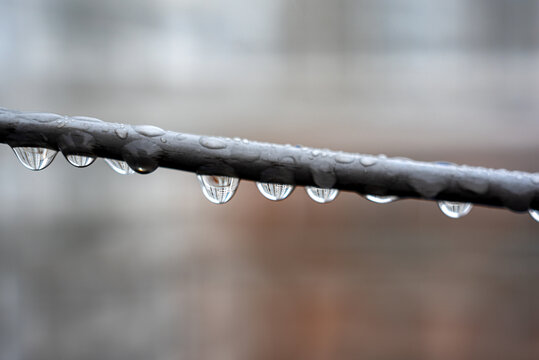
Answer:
0 107 537 212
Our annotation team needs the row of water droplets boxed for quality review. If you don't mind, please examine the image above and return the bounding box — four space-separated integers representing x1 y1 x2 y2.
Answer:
194 174 539 221
9 147 539 221
11 146 134 174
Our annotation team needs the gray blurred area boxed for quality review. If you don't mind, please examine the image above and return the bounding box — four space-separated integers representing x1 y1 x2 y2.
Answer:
1 1 538 359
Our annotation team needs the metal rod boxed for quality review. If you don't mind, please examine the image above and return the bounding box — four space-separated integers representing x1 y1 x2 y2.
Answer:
0 107 537 211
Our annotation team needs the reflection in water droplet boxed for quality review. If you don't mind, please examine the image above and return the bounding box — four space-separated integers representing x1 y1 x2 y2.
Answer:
115 127 128 139
365 194 398 204
530 209 539 222
438 201 472 219
104 158 135 175
197 175 239 204
305 186 339 204
66 155 96 168
256 182 294 201
12 147 57 171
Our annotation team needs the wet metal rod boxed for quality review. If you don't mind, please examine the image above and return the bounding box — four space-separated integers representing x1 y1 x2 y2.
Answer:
0 108 537 211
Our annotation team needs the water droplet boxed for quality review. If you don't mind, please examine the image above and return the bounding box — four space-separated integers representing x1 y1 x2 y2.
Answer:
28 113 63 123
115 126 128 140
72 116 103 123
311 149 321 157
199 137 227 150
242 139 249 144
438 201 472 219
256 182 294 201
532 175 539 185
335 153 354 164
280 156 296 165
197 175 239 204
66 155 96 168
12 147 57 171
305 187 339 204
360 157 377 167
133 125 165 137
56 118 67 128
160 137 167 143
365 194 398 204
104 159 134 175
530 209 539 222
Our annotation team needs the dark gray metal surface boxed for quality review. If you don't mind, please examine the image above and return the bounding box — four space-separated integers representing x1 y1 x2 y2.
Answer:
0 108 537 211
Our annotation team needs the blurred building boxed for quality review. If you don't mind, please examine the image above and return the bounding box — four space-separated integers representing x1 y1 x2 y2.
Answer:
0 1 538 359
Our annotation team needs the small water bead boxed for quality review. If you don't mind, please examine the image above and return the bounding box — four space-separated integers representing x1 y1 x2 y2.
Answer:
530 209 539 222
305 186 339 204
66 155 96 168
365 194 398 204
199 137 227 150
104 159 135 175
335 153 355 164
360 157 377 167
115 126 128 140
56 118 67 128
256 182 294 201
12 147 57 171
438 201 472 219
197 175 239 204
133 125 165 137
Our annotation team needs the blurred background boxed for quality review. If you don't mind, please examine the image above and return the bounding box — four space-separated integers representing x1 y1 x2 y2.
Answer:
0 0 538 359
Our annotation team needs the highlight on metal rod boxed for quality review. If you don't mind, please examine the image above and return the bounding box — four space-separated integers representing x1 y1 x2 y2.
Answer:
0 108 537 219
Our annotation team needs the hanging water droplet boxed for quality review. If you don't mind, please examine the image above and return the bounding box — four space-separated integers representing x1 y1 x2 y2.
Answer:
66 154 96 168
365 194 398 204
12 147 57 171
197 175 239 204
305 186 339 204
438 201 472 219
104 158 135 175
529 209 539 222
256 182 294 201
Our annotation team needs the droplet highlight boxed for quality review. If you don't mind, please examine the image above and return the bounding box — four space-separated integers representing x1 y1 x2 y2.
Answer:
66 155 96 168
104 158 135 175
197 175 239 204
12 147 57 171
529 209 539 222
365 194 398 204
256 182 294 201
305 186 339 204
438 201 472 219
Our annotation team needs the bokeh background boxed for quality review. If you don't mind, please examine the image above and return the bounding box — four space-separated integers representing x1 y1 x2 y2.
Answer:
1 1 538 359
